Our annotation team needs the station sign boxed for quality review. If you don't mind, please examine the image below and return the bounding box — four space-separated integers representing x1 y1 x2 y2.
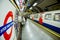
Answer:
0 11 13 40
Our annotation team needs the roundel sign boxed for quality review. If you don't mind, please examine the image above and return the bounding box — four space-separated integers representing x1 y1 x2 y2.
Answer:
3 11 13 40
0 11 13 40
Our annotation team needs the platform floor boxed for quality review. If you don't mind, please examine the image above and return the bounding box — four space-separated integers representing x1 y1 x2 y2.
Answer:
22 19 59 40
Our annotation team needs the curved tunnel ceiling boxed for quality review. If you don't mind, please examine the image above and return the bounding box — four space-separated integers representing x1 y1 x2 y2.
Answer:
25 0 60 13
11 0 60 13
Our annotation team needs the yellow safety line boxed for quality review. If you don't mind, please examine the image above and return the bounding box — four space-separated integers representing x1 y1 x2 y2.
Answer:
29 19 60 37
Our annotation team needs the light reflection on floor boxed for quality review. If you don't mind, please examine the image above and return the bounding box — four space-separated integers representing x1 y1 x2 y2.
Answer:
22 19 55 40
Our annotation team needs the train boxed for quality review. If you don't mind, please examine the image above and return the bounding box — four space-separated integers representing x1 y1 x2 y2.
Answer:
30 10 60 34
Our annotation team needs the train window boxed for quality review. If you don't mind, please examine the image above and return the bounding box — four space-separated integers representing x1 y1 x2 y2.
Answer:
54 13 60 21
45 14 52 20
34 14 38 18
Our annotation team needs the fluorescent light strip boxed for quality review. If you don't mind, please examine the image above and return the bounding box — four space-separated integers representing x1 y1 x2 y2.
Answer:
33 3 37 6
30 7 32 9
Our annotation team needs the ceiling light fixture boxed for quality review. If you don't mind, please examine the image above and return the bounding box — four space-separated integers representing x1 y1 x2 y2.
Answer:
15 0 19 6
33 3 37 6
30 7 32 9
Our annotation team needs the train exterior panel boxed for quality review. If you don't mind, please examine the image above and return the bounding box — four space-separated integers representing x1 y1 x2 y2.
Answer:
42 10 60 34
43 10 60 28
30 10 60 34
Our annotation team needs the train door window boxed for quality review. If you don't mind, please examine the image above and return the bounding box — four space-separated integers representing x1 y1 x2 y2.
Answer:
45 14 52 20
54 13 60 21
